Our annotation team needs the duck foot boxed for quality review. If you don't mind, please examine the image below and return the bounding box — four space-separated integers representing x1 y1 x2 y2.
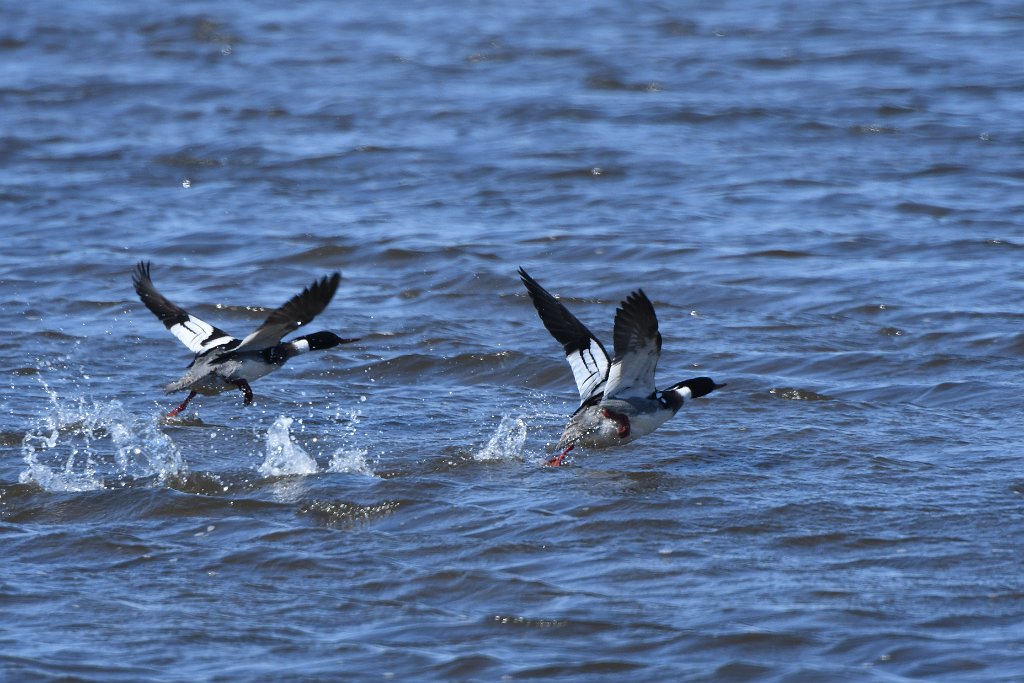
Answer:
547 444 574 467
166 391 197 418
601 408 631 438
233 380 254 406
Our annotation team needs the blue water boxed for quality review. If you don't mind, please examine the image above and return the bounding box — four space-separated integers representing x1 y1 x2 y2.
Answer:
3 1 1024 680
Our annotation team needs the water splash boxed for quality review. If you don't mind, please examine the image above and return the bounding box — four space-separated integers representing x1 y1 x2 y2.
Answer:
258 416 318 477
475 415 527 461
20 381 185 491
325 407 374 475
327 446 374 475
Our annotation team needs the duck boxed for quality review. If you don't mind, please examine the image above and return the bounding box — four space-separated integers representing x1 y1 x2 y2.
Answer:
132 261 357 417
519 268 723 466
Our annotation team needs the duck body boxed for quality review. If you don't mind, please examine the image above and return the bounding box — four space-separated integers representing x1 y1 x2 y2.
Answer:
553 378 717 451
164 332 340 397
556 396 672 450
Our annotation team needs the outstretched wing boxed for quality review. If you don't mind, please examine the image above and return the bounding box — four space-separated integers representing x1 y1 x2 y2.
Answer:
603 289 661 400
234 272 341 352
519 267 610 404
132 261 236 355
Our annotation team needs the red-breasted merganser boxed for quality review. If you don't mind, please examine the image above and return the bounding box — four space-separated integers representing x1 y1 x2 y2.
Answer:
133 261 357 417
519 268 723 466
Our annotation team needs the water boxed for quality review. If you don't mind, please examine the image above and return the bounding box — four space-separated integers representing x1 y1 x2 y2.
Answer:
2 0 1024 680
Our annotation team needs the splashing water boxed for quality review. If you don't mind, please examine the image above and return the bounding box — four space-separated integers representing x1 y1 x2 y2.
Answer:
20 382 186 491
327 446 374 475
325 407 374 475
474 415 527 462
258 416 318 477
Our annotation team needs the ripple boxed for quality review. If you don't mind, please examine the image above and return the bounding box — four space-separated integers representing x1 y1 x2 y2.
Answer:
298 499 403 528
768 387 833 401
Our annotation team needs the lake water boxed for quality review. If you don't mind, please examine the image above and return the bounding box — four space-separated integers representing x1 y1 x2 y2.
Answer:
2 1 1024 680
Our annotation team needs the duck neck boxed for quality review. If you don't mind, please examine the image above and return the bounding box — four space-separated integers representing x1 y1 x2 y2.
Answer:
262 340 309 365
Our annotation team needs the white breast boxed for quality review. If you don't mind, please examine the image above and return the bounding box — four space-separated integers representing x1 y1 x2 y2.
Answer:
220 357 278 383
626 409 674 440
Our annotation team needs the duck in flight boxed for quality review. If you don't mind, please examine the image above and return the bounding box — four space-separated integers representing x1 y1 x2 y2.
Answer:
133 261 357 417
519 268 723 466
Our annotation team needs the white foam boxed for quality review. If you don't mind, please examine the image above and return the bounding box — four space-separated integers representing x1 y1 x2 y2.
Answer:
258 416 318 477
474 415 527 461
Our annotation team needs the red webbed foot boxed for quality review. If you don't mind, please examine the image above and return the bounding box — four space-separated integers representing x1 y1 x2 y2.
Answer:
166 391 197 418
601 408 631 438
547 444 574 467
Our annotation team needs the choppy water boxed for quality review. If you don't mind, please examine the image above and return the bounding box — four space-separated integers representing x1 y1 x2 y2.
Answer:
3 1 1024 680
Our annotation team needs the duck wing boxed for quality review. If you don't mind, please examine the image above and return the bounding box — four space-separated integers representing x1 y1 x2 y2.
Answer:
133 261 236 355
233 272 341 352
603 289 661 401
519 268 610 405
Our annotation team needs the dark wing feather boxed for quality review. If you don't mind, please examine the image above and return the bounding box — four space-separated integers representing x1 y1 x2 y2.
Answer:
234 272 341 351
132 261 235 355
603 289 661 400
519 267 610 404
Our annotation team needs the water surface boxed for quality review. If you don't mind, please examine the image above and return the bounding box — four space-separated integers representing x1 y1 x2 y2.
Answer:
3 1 1024 680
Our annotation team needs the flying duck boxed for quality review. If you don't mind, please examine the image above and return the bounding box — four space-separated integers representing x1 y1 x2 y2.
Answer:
519 268 723 466
133 261 356 416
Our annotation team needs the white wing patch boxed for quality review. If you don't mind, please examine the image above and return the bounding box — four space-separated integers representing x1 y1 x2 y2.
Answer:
567 337 610 403
604 345 659 400
169 315 235 355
